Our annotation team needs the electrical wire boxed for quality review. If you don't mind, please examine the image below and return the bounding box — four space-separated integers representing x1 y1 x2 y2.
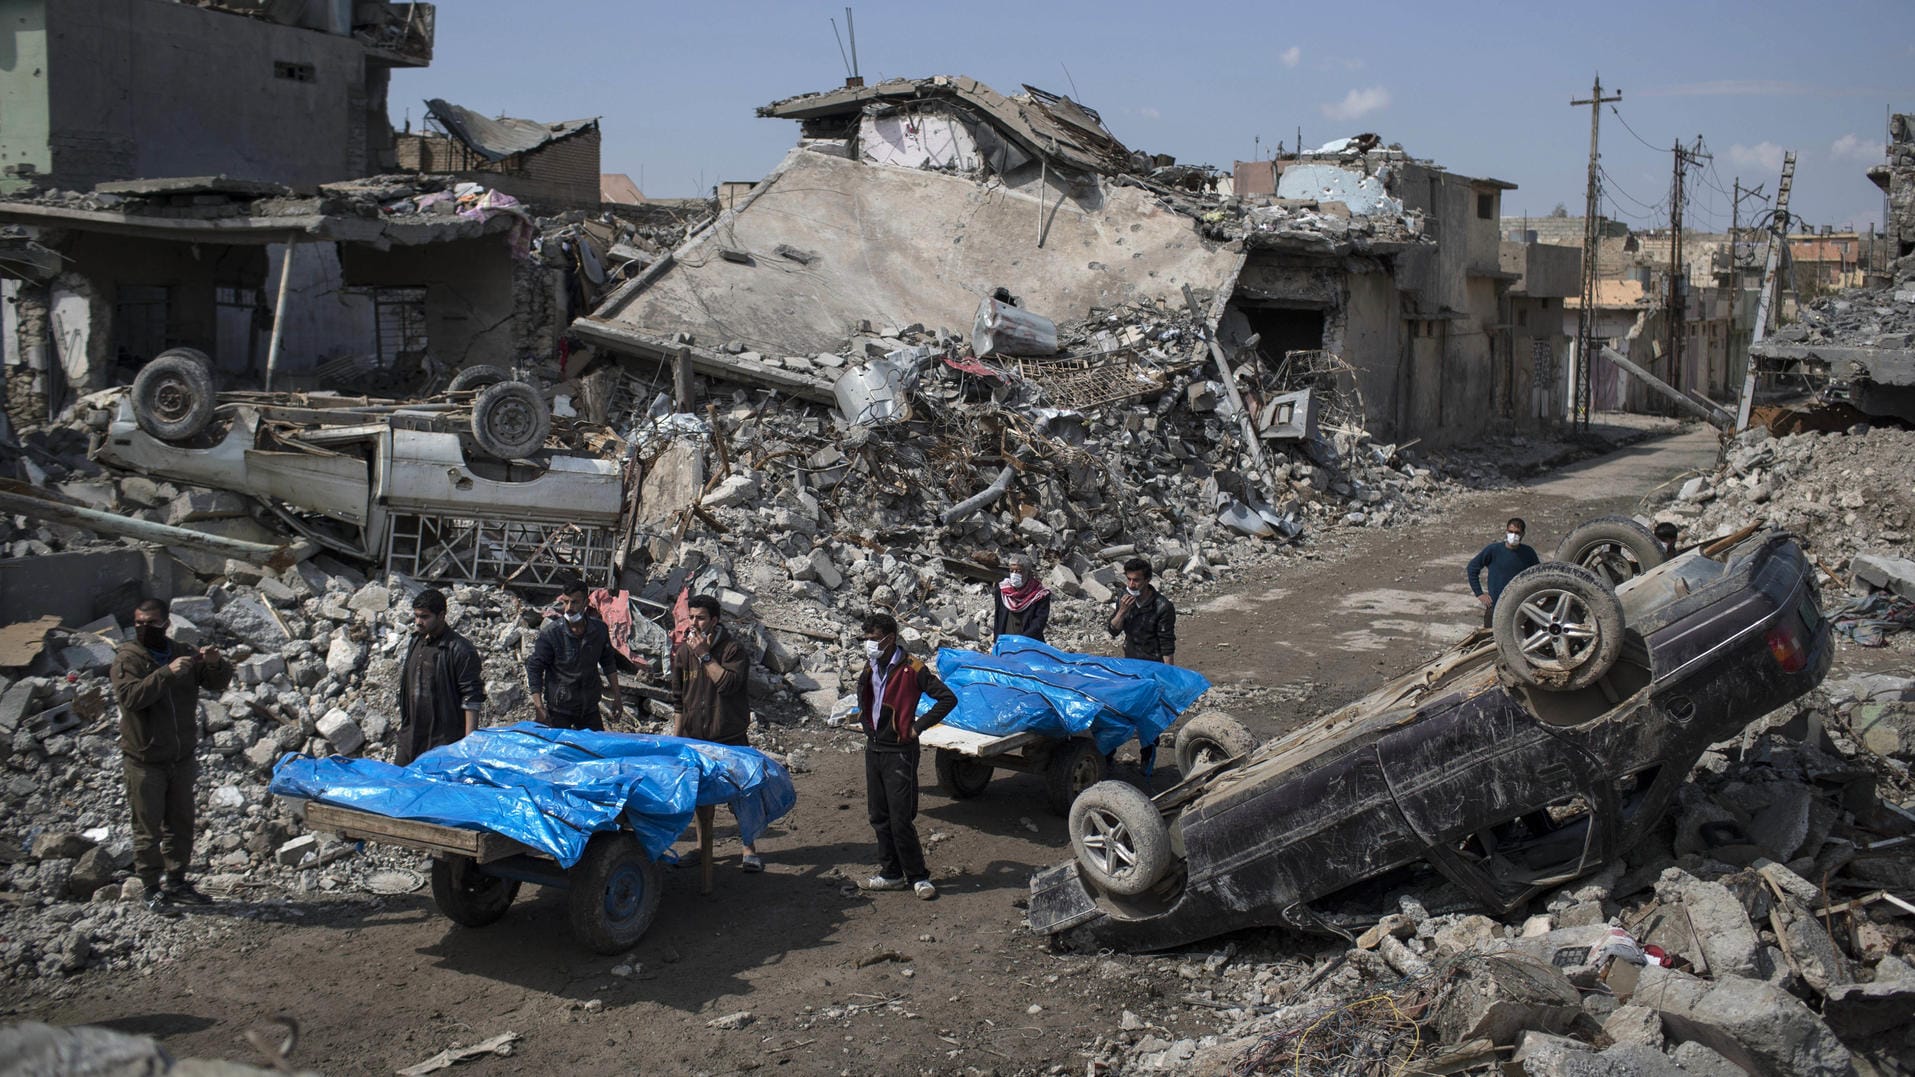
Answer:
1608 103 1669 153
1598 165 1669 216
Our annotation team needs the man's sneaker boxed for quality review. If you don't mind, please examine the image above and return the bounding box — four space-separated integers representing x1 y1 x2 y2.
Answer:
163 879 213 905
913 879 938 901
859 874 908 892
144 890 180 917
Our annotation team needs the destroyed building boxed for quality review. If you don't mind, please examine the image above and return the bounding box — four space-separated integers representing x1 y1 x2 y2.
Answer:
0 0 434 193
396 99 603 211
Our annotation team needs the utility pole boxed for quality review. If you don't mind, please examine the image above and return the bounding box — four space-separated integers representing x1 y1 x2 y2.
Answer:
1570 76 1622 429
1665 136 1709 401
1735 151 1796 432
1724 177 1766 395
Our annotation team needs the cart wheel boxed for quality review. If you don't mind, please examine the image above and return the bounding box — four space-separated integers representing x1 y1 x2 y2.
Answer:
935 748 993 799
470 379 550 460
131 352 216 441
567 832 662 954
1046 739 1107 817
430 855 520 927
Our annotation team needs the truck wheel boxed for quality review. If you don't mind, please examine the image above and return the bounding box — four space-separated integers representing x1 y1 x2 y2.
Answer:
1173 712 1257 777
567 832 662 954
446 364 511 394
1069 780 1171 897
935 748 993 799
1046 738 1107 817
1493 562 1625 692
132 352 216 440
429 855 520 927
1555 514 1666 586
470 380 550 459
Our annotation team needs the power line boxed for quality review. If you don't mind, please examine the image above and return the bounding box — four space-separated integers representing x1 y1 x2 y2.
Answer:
1599 165 1668 215
1608 103 1666 153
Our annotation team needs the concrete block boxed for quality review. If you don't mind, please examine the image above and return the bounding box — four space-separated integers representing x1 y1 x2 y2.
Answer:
788 549 842 590
244 738 281 770
167 613 204 649
1822 979 1915 1039
169 595 215 624
274 834 318 866
347 584 392 614
317 709 365 755
59 637 118 673
240 653 287 687
164 489 250 524
1673 879 1764 978
1677 476 1711 501
1631 963 1853 1077
1511 1033 1685 1077
1434 953 1583 1047
31 831 93 860
0 681 38 732
325 636 364 677
1852 701 1915 761
761 634 802 674
254 576 299 607
1851 551 1915 598
216 597 288 650
1601 1003 1664 1050
704 474 760 509
66 847 117 899
717 588 753 617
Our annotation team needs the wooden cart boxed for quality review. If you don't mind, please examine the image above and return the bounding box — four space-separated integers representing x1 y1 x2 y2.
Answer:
918 724 1108 816
301 801 678 954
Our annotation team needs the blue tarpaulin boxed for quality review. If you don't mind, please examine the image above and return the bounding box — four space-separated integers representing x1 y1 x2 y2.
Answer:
924 636 1211 756
269 724 795 868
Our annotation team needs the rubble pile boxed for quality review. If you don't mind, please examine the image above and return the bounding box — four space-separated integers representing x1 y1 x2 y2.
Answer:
1654 424 1915 626
1089 688 1915 1075
1768 269 1915 352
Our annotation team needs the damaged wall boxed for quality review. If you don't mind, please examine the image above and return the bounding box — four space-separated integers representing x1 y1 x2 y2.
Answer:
586 147 1238 360
7 0 397 192
338 236 517 370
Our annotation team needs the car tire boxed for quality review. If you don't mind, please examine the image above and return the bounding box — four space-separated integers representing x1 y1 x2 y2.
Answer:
935 748 993 799
1046 738 1107 816
470 379 550 459
429 855 520 928
1173 712 1257 776
447 364 512 394
1069 780 1171 897
1493 562 1626 692
567 832 662 954
131 352 217 440
1555 514 1666 586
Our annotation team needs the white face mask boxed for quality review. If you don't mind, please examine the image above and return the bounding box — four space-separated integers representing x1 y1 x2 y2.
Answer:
1006 572 1024 589
1125 585 1142 598
1505 532 1521 547
864 639 884 662
564 611 585 624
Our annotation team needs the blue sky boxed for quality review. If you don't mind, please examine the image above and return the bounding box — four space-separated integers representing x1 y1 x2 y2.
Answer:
393 0 1912 232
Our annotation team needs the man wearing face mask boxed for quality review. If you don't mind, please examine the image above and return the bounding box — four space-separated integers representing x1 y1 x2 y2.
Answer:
854 612 958 900
111 598 233 910
1466 517 1541 628
396 589 486 766
1107 557 1176 665
670 593 762 872
992 552 1052 644
526 579 622 731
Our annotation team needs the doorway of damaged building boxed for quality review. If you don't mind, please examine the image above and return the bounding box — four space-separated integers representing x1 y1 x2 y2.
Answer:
1237 304 1327 366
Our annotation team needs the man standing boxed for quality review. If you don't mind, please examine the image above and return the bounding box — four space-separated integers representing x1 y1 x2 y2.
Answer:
992 552 1052 644
670 594 761 872
855 612 957 900
396 588 485 765
1467 517 1542 628
1107 557 1176 665
111 598 233 910
526 580 622 731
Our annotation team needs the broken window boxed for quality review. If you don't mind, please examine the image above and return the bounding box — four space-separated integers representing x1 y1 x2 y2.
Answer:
274 61 316 83
112 285 171 364
369 286 429 368
1476 193 1494 220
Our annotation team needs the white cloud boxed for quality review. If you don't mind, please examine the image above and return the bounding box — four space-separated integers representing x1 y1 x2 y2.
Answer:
1138 106 1161 120
1319 86 1390 122
1279 46 1301 68
1831 133 1885 161
1727 141 1786 171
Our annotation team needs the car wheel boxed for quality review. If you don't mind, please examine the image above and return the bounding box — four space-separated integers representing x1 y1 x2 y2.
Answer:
1173 712 1257 777
446 364 512 394
429 855 520 927
470 379 551 459
567 832 662 954
1046 738 1107 816
1555 515 1666 586
935 748 993 799
1493 562 1626 692
1069 780 1171 897
131 352 216 440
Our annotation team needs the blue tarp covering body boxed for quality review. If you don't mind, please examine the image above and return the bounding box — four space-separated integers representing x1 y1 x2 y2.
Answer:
269 724 795 869
923 636 1210 755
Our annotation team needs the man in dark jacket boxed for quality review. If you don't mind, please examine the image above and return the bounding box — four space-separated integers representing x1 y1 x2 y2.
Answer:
526 580 622 731
396 588 485 765
110 597 233 909
1107 557 1176 664
854 611 958 900
670 593 760 871
1466 516 1542 628
992 552 1052 644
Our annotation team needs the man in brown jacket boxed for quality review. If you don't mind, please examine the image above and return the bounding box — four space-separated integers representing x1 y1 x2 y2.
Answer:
670 594 760 871
110 597 233 909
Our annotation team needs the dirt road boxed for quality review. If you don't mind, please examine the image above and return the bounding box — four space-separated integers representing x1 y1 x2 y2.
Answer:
24 425 1744 1076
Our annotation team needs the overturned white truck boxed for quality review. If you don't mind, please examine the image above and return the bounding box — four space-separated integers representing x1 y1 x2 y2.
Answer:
88 357 626 587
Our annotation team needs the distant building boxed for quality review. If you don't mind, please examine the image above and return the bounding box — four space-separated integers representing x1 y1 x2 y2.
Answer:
395 99 601 211
0 0 434 193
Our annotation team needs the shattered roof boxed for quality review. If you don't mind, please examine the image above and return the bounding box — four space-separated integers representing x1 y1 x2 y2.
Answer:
425 99 598 162
600 173 645 205
758 76 1131 175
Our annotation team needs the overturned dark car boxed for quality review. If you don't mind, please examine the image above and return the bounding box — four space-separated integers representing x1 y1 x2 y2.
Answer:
1030 526 1832 952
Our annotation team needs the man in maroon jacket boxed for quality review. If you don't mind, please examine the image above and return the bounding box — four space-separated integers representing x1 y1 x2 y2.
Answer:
853 612 957 900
